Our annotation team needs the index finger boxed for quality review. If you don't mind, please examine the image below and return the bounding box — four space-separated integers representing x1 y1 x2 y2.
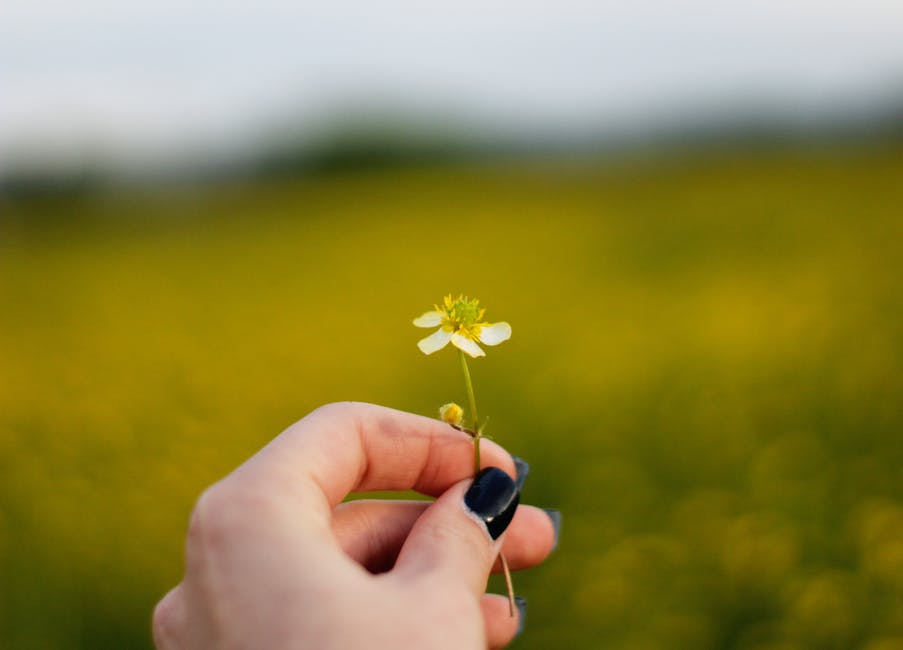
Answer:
226 402 517 519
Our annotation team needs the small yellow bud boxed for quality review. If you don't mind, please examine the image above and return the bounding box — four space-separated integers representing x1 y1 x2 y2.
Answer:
438 402 464 426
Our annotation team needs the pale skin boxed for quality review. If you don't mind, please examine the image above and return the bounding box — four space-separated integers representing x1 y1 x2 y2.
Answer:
152 402 557 649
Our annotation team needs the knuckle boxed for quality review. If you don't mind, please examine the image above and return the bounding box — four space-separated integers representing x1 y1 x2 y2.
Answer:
186 482 245 558
186 480 286 562
151 590 180 648
309 401 358 420
186 486 219 549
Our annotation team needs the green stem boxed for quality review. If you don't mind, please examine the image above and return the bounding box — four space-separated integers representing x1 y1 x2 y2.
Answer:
457 348 515 616
458 350 481 473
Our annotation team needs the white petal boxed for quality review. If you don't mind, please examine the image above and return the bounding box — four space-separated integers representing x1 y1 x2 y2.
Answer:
451 332 485 358
413 311 445 328
478 322 512 346
417 328 452 354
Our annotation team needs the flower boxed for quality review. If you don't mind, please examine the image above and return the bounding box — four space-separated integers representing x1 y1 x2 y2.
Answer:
438 402 464 426
414 294 512 358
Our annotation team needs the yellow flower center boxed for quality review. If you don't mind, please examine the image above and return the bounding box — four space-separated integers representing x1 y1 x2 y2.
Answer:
441 295 486 338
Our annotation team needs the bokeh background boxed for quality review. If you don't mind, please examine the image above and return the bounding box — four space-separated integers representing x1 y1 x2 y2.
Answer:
2 2 903 649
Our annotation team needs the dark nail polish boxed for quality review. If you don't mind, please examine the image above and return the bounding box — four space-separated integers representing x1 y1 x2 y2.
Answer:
464 467 520 540
512 455 530 491
514 596 528 637
543 509 562 552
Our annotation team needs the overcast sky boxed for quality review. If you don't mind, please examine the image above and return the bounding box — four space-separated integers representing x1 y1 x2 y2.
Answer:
2 1 903 170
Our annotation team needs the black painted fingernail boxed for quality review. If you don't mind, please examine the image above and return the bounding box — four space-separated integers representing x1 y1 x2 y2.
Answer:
514 596 528 638
543 509 562 552
512 455 530 491
464 467 520 540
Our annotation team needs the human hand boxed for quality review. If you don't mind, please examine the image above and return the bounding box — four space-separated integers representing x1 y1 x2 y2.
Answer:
152 402 558 649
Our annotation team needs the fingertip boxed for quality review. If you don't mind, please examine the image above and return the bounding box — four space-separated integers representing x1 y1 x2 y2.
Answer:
464 467 520 541
543 508 561 552
493 505 558 572
478 438 518 483
482 593 526 648
393 469 519 595
514 596 527 638
511 455 530 492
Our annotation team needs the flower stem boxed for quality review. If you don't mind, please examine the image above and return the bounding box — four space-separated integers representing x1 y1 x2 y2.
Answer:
457 348 515 617
458 350 481 473
500 552 516 616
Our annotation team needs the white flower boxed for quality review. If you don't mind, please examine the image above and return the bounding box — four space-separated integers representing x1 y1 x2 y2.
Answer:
413 294 512 358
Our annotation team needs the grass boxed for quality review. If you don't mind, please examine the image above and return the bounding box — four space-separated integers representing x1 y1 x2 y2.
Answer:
1 145 902 648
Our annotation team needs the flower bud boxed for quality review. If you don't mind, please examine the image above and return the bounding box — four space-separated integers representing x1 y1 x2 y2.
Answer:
439 402 464 426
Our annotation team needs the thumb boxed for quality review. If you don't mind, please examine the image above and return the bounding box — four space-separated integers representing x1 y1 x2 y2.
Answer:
392 467 520 595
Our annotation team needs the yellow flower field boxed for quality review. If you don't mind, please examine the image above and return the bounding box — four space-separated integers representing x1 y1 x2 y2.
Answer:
1 145 902 648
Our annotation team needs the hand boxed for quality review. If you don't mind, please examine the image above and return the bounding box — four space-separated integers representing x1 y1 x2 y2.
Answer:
152 402 558 649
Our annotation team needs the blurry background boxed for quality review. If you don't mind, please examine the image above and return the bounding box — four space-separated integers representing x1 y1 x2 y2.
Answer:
2 1 903 648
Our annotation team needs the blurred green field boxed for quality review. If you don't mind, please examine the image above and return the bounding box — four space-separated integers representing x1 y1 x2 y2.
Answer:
2 146 903 649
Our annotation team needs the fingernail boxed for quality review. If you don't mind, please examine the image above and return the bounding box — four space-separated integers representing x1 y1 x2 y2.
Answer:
514 596 528 638
512 455 530 491
543 509 562 552
464 467 520 540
